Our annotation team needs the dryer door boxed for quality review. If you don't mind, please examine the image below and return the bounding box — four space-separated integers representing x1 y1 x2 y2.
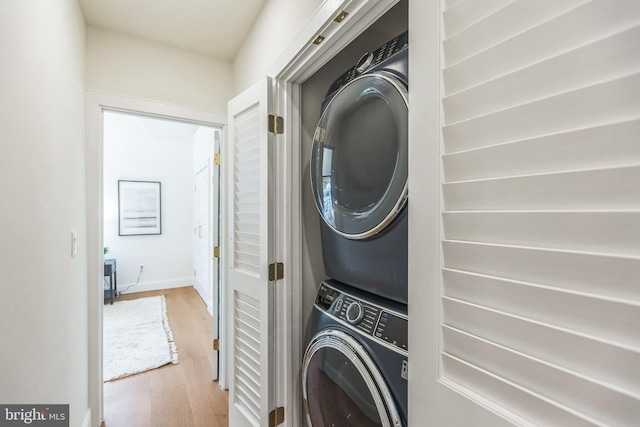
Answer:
302 330 402 427
311 73 408 239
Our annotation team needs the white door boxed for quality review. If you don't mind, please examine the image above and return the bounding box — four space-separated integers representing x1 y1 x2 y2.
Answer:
227 77 277 426
411 1 640 425
194 164 211 310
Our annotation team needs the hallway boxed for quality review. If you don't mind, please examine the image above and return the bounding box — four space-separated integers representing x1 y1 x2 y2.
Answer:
103 287 228 427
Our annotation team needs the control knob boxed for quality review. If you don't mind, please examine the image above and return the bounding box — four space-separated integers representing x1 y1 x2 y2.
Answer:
355 52 374 74
345 302 365 324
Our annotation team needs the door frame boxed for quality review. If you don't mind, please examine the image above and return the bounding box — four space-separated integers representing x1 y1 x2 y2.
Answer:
257 0 402 424
86 90 226 427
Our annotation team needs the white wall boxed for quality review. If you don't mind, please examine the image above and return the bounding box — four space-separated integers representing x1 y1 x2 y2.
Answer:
233 0 323 94
87 26 233 113
0 1 89 426
103 112 195 292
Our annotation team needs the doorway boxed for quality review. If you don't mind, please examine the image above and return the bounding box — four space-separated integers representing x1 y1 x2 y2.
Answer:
87 91 227 427
101 110 223 421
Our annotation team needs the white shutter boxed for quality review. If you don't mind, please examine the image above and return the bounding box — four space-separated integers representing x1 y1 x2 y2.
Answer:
440 0 640 425
233 103 261 277
232 104 262 424
234 291 262 423
227 78 275 427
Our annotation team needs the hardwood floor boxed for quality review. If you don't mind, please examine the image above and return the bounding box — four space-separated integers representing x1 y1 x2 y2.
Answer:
103 287 228 427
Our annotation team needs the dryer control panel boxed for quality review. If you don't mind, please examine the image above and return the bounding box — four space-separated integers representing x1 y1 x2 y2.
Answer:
325 31 408 96
315 282 408 354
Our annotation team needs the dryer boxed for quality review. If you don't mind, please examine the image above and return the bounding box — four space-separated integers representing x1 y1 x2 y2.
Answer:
310 31 409 304
302 280 408 426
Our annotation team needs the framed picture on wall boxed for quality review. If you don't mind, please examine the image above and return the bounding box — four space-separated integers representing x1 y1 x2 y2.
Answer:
118 180 162 236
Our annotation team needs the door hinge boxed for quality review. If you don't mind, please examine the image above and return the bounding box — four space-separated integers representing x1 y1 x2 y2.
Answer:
268 262 284 281
269 407 284 427
213 338 219 351
214 153 220 165
194 270 196 276
268 114 284 134
213 246 220 258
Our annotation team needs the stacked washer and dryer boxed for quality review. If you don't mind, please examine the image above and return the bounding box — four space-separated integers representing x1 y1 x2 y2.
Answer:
302 31 409 427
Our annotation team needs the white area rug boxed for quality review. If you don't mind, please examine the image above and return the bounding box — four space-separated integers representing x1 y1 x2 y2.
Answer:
103 295 178 381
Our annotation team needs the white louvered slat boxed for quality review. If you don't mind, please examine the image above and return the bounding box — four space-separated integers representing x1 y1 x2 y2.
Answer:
443 0 512 37
443 296 640 399
234 290 261 425
440 1 640 423
444 25 640 124
443 269 640 356
443 240 640 301
443 353 598 427
444 0 588 66
443 0 640 94
443 72 640 153
233 104 261 276
443 119 640 181
443 326 640 425
235 389 259 422
443 166 640 211
443 211 640 255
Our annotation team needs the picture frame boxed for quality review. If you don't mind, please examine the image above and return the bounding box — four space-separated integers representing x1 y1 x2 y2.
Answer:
118 180 162 236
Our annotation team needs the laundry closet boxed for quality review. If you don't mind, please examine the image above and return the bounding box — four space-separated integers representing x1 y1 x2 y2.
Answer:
298 1 409 425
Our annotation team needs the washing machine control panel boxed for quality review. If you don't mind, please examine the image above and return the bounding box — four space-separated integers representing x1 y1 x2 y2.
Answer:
316 283 408 354
344 301 364 324
325 30 408 95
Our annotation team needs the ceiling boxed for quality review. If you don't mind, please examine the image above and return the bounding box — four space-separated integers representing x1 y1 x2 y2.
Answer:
78 0 267 61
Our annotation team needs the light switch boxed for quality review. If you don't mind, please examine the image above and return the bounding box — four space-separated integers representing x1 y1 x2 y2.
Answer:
71 231 77 257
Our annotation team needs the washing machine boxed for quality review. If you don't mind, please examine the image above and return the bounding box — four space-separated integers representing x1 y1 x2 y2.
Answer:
302 280 408 426
310 31 409 304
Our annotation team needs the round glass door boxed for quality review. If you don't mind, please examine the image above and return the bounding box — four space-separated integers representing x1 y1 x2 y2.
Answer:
311 72 408 239
302 330 401 427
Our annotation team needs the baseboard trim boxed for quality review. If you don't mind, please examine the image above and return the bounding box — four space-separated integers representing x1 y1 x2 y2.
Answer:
82 408 92 427
118 278 192 295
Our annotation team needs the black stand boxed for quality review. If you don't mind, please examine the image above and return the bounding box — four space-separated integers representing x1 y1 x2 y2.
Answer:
104 258 117 304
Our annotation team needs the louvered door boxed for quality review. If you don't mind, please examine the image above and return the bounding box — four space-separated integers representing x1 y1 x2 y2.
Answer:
227 78 275 427
413 0 640 425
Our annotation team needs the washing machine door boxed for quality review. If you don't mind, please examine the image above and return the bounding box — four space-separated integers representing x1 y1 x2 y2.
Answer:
302 330 402 427
311 72 408 240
